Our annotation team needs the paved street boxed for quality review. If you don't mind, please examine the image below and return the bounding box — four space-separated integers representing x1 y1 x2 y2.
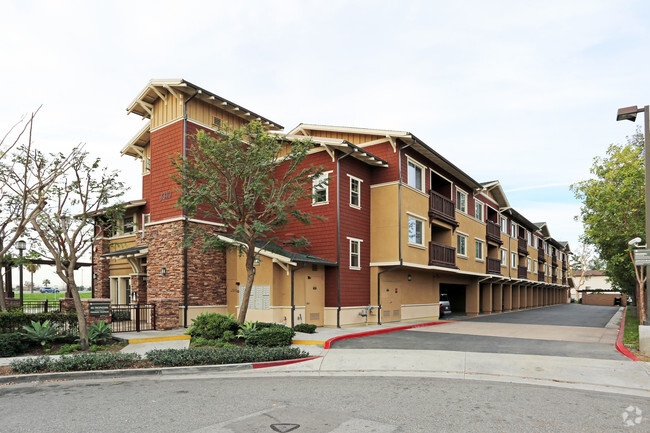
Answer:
0 375 648 432
332 304 624 359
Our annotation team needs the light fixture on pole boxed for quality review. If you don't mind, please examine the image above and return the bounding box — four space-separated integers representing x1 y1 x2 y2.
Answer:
617 104 650 325
16 240 26 307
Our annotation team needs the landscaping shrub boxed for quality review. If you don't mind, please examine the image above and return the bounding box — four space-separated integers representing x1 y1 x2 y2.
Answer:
0 311 78 334
22 320 60 347
10 352 142 374
187 313 240 340
146 346 309 367
0 333 29 357
293 323 317 334
88 320 112 345
245 324 295 347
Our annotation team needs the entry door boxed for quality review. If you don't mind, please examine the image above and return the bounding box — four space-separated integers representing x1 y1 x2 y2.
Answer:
382 286 402 322
304 276 324 326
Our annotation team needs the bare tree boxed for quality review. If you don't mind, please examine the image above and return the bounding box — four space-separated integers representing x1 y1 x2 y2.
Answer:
31 151 126 349
0 108 78 311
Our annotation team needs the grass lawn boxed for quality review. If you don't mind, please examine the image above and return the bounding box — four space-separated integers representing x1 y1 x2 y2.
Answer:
623 307 640 349
20 292 92 302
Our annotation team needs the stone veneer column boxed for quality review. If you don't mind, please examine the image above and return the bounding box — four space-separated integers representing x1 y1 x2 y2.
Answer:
92 238 111 299
130 274 147 304
60 298 112 326
149 298 181 330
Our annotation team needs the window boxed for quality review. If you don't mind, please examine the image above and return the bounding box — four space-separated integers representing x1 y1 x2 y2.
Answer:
144 156 151 174
534 261 538 273
511 252 517 269
475 240 484 261
349 175 361 208
457 234 467 256
527 231 532 246
312 172 329 205
475 201 484 221
500 249 507 267
456 189 468 213
527 257 532 272
123 215 135 233
500 217 507 233
511 222 517 238
408 216 424 246
348 238 362 270
407 159 423 191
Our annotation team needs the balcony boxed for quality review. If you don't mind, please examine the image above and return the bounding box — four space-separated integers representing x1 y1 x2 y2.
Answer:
562 277 567 286
551 255 557 267
518 265 528 279
552 275 557 284
562 259 567 270
429 241 457 268
429 191 458 227
538 271 545 282
486 257 501 275
518 238 529 255
537 247 546 262
486 221 502 245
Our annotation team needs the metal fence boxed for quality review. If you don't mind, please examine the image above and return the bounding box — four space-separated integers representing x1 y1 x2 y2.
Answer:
18 300 61 313
110 304 155 332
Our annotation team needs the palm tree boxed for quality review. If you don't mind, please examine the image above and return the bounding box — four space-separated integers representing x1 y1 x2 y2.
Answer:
26 262 40 293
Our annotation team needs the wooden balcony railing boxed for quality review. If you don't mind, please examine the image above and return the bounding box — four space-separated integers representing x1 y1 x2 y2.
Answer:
518 238 529 255
429 241 457 268
552 275 558 284
518 265 528 279
562 277 567 286
429 191 458 227
538 248 546 262
486 221 502 245
538 271 545 282
486 257 501 275
551 255 557 267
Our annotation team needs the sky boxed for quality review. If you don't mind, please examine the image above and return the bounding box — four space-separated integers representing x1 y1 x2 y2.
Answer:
2 0 649 288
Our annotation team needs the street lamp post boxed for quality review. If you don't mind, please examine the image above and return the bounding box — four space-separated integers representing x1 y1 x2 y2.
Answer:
16 240 26 307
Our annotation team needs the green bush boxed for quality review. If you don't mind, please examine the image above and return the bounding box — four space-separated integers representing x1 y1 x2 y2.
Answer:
10 353 142 374
0 311 78 334
22 320 60 347
191 336 210 347
54 344 81 355
187 313 240 340
293 323 317 334
0 333 29 357
111 310 130 322
245 324 295 347
146 346 309 367
88 320 112 345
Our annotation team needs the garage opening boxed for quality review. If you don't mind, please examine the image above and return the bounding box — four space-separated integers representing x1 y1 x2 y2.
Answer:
440 283 466 314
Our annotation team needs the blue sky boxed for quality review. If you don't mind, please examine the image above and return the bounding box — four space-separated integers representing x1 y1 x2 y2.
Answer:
2 0 649 286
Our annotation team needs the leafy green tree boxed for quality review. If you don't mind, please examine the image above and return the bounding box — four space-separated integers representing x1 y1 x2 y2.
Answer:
175 121 323 323
571 131 645 305
31 151 126 349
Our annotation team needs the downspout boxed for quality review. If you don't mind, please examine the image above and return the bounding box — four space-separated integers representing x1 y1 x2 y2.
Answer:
182 89 200 328
377 139 414 325
290 263 306 328
336 149 354 328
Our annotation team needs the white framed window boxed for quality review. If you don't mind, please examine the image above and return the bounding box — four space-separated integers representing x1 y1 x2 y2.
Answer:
511 252 517 269
456 188 468 213
475 200 484 222
500 249 507 267
348 175 362 209
527 231 532 246
527 257 532 272
348 237 362 270
511 222 517 238
500 217 507 233
457 233 467 257
475 239 484 261
407 158 424 191
408 216 425 247
534 261 538 273
312 172 330 205
123 215 135 233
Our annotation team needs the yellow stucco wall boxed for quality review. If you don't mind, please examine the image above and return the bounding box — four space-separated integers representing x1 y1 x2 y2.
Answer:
370 183 399 263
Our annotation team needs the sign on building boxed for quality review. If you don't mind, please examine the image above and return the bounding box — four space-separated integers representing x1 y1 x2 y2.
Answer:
633 249 650 266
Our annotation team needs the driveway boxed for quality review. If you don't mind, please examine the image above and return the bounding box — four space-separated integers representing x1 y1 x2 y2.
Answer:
331 304 625 360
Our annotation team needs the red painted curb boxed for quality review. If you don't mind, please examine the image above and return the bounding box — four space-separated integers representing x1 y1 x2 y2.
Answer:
252 356 322 369
616 307 641 362
323 320 450 349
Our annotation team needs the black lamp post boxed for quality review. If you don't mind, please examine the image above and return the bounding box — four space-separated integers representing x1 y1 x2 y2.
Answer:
16 240 26 307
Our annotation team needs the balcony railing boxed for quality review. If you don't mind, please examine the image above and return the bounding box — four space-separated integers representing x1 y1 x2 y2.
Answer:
562 277 567 286
518 265 528 279
429 191 458 227
518 238 529 255
538 271 545 282
538 248 546 262
429 241 457 268
486 221 502 245
552 275 558 284
486 257 501 275
552 255 557 267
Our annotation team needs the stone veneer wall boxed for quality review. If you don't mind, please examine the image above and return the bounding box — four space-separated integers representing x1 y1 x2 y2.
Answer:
186 223 227 305
92 238 111 299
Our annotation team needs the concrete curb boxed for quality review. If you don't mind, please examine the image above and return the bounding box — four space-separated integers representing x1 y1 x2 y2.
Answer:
616 307 642 362
0 356 322 385
323 320 449 349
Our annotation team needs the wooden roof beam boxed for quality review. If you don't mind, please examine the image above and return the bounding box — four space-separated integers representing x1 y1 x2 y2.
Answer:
148 85 167 104
137 100 153 117
163 84 183 104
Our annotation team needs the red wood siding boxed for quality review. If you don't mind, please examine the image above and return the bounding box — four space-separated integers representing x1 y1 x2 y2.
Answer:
148 121 184 222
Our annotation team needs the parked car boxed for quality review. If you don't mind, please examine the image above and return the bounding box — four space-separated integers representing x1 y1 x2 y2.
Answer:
39 287 59 293
439 293 451 318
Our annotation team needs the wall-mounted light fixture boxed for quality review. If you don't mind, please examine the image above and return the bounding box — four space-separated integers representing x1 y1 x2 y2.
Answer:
407 274 412 281
93 273 98 280
161 267 167 276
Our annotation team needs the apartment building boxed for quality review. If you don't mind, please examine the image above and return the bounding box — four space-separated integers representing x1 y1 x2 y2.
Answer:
93 79 571 329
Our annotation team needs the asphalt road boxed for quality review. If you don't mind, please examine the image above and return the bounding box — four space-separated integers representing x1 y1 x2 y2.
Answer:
0 375 647 432
332 304 624 360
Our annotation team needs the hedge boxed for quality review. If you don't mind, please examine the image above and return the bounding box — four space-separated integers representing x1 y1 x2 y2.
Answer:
245 324 295 347
146 346 309 367
0 333 29 357
10 353 142 374
187 313 240 340
293 323 317 334
0 311 78 334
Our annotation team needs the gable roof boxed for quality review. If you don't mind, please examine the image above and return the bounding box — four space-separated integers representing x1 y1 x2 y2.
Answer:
480 180 510 209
